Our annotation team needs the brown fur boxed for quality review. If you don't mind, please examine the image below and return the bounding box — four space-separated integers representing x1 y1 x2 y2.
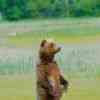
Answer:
36 39 68 100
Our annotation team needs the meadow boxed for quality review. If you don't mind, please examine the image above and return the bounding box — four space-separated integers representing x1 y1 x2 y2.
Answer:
0 18 100 100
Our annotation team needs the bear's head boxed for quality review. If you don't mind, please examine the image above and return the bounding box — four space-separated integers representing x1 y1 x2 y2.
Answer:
39 39 61 63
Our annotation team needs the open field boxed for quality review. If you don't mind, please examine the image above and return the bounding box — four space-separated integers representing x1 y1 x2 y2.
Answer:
0 18 100 35
0 18 100 47
8 35 100 47
0 18 100 100
0 76 100 100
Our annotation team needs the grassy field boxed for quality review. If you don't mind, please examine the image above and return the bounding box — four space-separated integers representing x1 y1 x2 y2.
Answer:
0 76 100 100
8 35 100 47
0 18 100 47
0 18 100 100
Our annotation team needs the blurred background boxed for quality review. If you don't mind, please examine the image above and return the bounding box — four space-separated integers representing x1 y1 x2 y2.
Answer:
0 0 100 21
0 0 100 100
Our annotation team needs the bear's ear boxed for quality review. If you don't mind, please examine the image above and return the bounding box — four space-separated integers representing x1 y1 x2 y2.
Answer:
40 40 47 47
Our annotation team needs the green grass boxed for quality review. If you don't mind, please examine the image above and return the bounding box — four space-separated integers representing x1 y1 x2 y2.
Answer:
8 33 100 47
0 76 100 100
63 79 100 100
4 18 100 47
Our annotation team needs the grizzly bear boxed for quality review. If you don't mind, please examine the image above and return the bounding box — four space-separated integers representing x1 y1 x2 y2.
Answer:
36 39 68 100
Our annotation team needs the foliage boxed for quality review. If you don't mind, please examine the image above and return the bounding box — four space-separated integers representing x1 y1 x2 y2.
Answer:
0 0 100 20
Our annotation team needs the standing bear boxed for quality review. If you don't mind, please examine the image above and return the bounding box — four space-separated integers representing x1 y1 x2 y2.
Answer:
36 39 69 100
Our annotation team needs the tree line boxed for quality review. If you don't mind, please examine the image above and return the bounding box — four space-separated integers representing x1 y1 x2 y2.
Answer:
0 0 100 21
